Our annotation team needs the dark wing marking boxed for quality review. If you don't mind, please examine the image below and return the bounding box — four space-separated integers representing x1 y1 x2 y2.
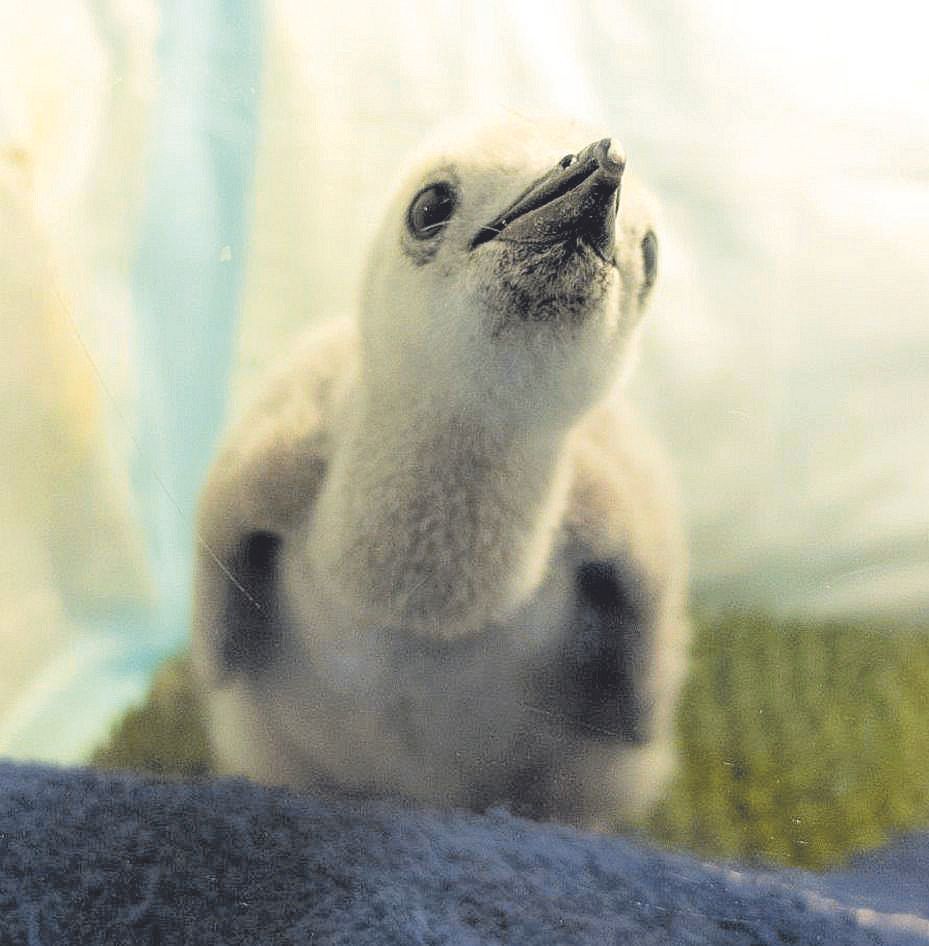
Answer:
559 559 654 744
220 530 283 675
193 320 356 686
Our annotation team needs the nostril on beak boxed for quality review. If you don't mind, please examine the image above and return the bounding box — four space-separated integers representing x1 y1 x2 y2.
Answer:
471 137 626 256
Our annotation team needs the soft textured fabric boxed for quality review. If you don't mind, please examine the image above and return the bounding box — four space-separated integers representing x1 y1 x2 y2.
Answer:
1 762 928 945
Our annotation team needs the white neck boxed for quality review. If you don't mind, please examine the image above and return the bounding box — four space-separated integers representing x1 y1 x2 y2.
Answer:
306 377 575 638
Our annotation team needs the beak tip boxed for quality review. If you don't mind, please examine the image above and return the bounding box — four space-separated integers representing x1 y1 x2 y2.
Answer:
598 138 626 178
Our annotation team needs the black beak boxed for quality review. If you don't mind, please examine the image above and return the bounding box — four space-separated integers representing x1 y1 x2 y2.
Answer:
471 138 625 262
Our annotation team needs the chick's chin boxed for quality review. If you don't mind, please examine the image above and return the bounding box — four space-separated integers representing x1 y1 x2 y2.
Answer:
479 239 614 338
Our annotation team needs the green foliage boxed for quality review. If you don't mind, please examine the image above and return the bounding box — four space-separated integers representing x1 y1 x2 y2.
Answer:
90 655 213 778
647 612 929 868
90 613 929 869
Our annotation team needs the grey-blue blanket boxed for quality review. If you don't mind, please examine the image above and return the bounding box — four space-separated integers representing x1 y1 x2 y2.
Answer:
1 762 927 945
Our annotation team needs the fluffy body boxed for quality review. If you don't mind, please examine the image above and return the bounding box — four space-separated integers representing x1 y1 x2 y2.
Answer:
193 117 690 827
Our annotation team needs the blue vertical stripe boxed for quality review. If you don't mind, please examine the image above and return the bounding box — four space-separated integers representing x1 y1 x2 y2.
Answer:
130 0 262 654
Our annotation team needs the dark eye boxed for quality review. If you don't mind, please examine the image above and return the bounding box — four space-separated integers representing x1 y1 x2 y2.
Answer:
407 183 457 239
641 230 658 292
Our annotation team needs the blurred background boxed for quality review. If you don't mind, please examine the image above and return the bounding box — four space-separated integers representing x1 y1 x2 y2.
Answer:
0 0 926 791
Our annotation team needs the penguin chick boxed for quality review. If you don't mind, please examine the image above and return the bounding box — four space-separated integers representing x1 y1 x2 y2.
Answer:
192 116 690 827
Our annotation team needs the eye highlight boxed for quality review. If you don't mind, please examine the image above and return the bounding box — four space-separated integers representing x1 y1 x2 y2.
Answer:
407 183 457 239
